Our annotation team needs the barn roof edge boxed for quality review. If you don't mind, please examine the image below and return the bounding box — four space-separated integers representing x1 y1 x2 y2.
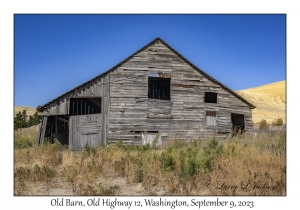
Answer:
39 37 255 111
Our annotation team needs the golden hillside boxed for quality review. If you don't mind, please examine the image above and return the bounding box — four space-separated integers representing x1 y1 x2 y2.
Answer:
235 80 286 124
14 106 36 117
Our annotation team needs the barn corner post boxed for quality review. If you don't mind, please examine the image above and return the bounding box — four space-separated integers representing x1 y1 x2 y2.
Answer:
36 113 49 146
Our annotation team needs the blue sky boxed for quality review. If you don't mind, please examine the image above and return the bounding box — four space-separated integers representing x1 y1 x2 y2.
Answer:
14 14 286 108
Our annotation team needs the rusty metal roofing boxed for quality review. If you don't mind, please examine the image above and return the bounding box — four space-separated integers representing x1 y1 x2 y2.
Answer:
39 37 255 110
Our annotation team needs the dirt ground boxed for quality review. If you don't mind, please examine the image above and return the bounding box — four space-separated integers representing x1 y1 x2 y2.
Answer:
16 176 166 196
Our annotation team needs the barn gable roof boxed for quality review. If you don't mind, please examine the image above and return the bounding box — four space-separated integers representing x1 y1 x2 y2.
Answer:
40 37 255 110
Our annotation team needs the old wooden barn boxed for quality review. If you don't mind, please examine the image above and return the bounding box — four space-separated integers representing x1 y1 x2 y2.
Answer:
37 37 255 150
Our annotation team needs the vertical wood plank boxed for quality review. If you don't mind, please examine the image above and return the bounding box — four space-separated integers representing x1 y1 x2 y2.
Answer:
105 74 110 145
38 116 48 146
69 116 73 150
102 77 105 146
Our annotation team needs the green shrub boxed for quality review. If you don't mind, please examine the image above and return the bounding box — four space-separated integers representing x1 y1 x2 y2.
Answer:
142 143 151 151
202 139 223 173
41 138 59 152
116 140 123 148
259 119 268 130
200 155 214 174
161 152 176 172
14 165 56 182
84 142 92 154
186 157 199 177
203 138 223 157
14 137 33 149
98 183 120 195
272 118 283 126
133 158 144 183
177 139 223 181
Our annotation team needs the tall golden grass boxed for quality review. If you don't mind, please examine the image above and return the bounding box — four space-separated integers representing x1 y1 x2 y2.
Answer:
14 130 286 196
14 124 40 140
235 80 286 124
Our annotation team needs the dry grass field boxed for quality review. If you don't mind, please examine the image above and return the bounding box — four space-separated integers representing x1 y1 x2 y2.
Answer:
14 81 286 196
14 133 286 196
235 80 286 124
14 124 40 140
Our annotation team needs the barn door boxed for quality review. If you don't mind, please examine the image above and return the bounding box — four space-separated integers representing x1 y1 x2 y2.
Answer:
69 114 102 151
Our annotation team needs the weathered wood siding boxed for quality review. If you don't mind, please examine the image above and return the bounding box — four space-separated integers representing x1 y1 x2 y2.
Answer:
45 75 109 116
69 114 102 150
41 74 110 148
108 40 253 144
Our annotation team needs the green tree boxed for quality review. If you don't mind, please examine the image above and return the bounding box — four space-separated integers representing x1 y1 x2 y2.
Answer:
14 111 27 130
14 106 42 130
21 110 28 127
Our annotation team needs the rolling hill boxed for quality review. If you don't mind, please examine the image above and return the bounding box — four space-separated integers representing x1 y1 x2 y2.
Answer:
235 80 286 124
14 106 36 117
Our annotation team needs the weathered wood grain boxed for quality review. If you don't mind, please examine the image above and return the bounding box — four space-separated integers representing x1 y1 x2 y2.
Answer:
40 39 253 149
69 114 102 151
108 40 253 143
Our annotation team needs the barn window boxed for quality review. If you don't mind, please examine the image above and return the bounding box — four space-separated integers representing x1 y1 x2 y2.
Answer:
148 77 171 100
206 111 217 126
205 92 217 103
69 98 101 116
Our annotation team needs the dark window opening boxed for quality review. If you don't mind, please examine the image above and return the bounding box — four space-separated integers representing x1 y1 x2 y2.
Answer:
130 131 159 134
205 92 217 103
148 77 170 100
69 98 101 116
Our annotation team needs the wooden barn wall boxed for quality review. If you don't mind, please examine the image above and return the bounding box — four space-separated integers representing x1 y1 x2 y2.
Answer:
108 41 253 144
46 75 107 115
69 113 102 151
43 74 110 143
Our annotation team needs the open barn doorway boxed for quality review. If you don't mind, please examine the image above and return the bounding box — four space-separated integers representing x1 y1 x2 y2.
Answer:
68 97 103 150
37 97 102 149
36 115 69 146
231 113 245 136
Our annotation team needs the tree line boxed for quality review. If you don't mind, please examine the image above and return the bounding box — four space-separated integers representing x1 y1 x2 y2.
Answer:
14 106 42 130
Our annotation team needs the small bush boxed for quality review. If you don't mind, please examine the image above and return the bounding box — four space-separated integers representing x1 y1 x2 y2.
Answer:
185 156 200 177
259 119 268 130
203 138 223 157
84 142 92 154
76 183 120 196
116 140 123 148
14 165 56 182
133 159 144 183
161 152 176 172
14 137 33 149
272 118 283 126
99 184 120 195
